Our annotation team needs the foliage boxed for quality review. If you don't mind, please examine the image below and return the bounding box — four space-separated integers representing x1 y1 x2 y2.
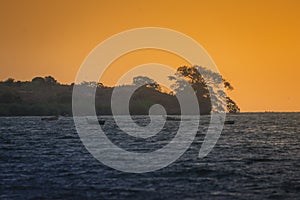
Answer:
0 68 240 116
169 65 240 113
132 76 161 91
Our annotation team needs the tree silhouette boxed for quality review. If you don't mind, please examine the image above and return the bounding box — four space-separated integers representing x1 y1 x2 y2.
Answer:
0 72 240 116
132 76 161 91
169 66 212 114
3 78 14 85
80 81 104 88
169 65 240 113
44 76 57 85
226 97 240 113
32 77 45 85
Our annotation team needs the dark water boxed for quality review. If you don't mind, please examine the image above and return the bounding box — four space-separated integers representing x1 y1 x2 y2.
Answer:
1 113 299 199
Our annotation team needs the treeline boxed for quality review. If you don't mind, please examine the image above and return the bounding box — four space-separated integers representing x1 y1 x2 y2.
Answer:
0 76 72 116
0 66 240 116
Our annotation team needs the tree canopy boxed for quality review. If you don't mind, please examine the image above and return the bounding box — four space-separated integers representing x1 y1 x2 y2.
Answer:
169 65 239 113
0 67 240 116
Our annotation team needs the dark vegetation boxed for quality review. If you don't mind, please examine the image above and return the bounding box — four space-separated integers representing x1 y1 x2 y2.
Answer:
0 66 239 116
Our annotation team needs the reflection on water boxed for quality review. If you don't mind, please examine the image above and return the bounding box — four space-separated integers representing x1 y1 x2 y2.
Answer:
0 113 299 199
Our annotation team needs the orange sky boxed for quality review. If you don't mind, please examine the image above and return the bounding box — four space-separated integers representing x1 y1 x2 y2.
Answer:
0 0 299 112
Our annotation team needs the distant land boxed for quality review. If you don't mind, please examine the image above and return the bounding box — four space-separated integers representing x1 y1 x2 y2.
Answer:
0 66 240 116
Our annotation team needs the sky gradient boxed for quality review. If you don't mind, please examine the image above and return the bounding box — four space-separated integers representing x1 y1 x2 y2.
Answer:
1 0 299 112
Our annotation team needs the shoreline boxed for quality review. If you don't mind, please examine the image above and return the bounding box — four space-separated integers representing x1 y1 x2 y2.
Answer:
0 112 299 117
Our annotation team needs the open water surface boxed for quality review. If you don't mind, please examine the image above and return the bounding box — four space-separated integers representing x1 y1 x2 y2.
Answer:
0 113 299 199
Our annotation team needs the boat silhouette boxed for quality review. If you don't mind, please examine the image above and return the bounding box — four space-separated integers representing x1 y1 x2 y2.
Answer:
86 118 105 125
41 116 59 121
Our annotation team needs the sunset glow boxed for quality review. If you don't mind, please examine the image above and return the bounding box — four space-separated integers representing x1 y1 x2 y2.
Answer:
1 0 299 112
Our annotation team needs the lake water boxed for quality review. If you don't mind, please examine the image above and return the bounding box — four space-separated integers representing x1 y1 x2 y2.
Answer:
1 113 299 199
